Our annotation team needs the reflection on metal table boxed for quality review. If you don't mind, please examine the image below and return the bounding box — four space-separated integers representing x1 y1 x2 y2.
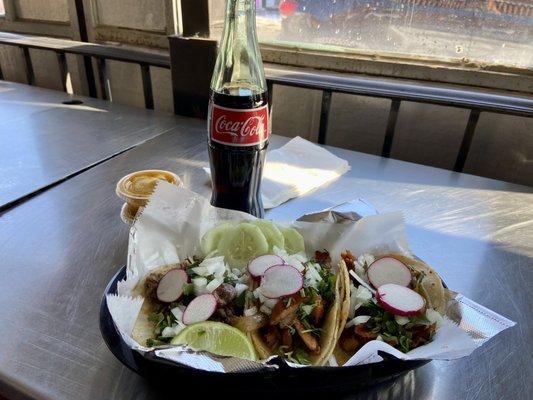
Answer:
0 81 180 211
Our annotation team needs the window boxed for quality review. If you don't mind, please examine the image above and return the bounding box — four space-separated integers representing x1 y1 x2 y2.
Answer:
0 1 5 17
255 0 533 69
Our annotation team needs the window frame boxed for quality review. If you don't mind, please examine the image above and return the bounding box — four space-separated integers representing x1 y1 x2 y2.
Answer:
0 0 75 38
199 1 533 95
82 0 179 48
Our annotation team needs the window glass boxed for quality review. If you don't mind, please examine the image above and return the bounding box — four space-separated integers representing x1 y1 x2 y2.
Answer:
255 0 533 68
0 1 5 16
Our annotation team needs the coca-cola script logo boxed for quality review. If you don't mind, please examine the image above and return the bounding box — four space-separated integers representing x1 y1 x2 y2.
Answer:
210 104 269 146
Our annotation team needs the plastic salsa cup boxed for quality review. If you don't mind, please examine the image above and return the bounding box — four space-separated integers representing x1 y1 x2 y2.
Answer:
116 170 182 212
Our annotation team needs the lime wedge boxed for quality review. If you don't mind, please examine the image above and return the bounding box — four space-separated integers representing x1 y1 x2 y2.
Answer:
281 227 305 255
171 321 257 361
200 223 233 255
253 219 285 251
218 222 268 267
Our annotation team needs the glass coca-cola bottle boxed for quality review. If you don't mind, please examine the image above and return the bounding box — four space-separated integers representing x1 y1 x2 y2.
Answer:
207 0 269 218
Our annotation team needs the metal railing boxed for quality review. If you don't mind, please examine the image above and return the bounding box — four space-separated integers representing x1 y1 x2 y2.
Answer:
265 65 533 172
0 32 170 109
1 32 532 173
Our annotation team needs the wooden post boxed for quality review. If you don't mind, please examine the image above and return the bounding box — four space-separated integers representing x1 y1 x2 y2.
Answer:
168 36 217 118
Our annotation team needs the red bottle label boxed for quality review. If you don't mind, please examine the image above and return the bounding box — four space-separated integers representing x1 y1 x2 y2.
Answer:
210 104 269 146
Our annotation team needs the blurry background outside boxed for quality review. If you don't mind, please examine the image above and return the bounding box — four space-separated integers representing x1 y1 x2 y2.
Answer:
255 0 532 69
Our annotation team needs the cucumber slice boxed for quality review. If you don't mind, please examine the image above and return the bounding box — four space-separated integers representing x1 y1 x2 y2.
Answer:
252 220 285 251
200 223 233 255
281 227 305 255
218 222 268 268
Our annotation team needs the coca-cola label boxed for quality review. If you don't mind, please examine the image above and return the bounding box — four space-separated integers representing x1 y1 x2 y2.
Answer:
210 104 269 146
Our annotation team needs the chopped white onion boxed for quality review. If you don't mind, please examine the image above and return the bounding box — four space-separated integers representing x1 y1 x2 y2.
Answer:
426 308 444 328
345 315 371 328
235 283 248 296
244 307 257 316
395 315 410 326
300 304 314 316
260 305 272 315
205 277 223 293
192 277 208 294
304 262 323 289
161 324 185 338
170 306 184 323
357 253 375 269
349 270 375 294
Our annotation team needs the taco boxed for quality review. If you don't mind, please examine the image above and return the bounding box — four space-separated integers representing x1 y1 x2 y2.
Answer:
246 250 346 366
334 252 448 366
131 256 252 348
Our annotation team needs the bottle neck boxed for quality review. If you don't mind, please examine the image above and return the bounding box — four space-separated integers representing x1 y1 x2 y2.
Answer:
225 0 257 41
210 0 266 95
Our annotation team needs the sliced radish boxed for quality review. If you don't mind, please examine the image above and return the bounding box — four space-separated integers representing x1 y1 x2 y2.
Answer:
260 264 303 299
156 269 188 303
248 254 284 278
367 257 412 289
182 294 217 325
376 284 425 317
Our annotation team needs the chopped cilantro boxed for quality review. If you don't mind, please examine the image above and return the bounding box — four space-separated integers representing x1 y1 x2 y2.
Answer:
292 348 311 365
182 283 195 296
234 291 246 309
316 269 336 303
361 301 432 353
146 338 168 347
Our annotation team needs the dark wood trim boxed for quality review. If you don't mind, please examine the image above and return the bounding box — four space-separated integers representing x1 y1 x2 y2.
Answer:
96 57 108 100
180 0 210 37
318 90 332 145
454 109 482 172
140 64 154 110
21 46 34 85
56 51 68 92
169 36 217 118
73 0 89 42
382 99 401 158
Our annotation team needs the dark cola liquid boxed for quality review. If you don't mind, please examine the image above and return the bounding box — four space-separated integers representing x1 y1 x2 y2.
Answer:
208 89 269 218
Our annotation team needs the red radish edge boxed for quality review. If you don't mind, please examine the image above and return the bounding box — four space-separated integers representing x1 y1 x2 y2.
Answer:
248 254 284 278
260 264 303 299
182 294 217 325
376 284 425 317
367 257 412 289
156 269 188 303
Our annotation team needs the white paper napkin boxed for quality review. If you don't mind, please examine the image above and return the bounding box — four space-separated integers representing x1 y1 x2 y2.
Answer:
204 136 350 209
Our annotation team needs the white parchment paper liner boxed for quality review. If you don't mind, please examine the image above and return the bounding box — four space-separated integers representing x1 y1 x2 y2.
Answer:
204 136 351 209
106 182 515 373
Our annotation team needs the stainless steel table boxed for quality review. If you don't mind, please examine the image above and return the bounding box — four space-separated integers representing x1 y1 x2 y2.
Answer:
0 98 531 399
0 81 180 211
